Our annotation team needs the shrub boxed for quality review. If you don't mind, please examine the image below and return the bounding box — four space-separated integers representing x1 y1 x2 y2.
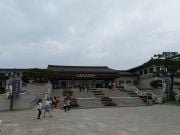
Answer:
63 89 73 96
101 97 112 101
163 91 177 104
0 87 6 94
22 68 55 83
70 98 79 107
150 79 162 88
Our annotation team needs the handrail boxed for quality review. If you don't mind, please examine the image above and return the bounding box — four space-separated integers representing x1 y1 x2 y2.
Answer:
125 85 159 103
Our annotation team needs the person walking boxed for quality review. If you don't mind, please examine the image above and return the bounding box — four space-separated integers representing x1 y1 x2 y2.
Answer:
63 98 68 112
54 96 59 109
44 98 52 117
37 99 42 119
67 98 71 111
50 97 54 110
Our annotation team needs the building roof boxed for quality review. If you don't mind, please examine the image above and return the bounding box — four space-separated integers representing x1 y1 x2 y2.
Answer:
127 58 160 72
117 70 138 76
0 68 27 73
48 65 119 73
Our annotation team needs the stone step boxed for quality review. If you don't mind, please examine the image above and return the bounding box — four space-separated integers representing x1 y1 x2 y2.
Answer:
52 89 147 108
77 98 103 108
112 97 146 106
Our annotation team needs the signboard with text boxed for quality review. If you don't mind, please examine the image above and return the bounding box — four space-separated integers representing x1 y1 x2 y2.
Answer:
12 80 20 98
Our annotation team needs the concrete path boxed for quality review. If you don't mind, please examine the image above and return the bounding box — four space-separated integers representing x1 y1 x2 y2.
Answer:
1 105 180 135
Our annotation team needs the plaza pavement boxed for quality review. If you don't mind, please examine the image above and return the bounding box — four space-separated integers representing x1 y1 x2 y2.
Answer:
0 105 180 135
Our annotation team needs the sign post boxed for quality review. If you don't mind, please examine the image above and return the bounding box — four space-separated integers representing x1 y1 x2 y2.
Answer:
164 76 172 99
10 80 20 111
12 80 20 98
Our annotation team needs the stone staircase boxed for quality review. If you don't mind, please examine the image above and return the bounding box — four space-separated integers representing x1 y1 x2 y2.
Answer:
77 98 104 108
124 85 162 104
51 88 146 109
72 89 95 98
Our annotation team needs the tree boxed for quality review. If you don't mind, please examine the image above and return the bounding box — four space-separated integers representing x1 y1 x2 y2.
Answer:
153 52 180 98
22 68 55 83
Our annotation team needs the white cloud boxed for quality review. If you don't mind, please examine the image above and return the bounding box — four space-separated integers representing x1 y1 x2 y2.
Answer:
0 0 180 69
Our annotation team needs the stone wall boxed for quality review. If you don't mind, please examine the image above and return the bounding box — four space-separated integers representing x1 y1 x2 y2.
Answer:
26 82 52 99
0 82 52 111
0 92 37 111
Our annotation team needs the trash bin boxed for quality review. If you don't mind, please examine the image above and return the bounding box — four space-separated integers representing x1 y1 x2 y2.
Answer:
175 95 180 106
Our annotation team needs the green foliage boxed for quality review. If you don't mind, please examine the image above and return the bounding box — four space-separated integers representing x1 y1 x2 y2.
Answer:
174 81 180 86
150 79 162 88
22 68 55 83
154 52 178 59
163 91 177 104
0 87 6 94
153 52 180 92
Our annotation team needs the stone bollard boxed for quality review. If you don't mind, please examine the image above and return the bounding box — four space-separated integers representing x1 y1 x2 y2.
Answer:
175 94 180 106
157 97 163 104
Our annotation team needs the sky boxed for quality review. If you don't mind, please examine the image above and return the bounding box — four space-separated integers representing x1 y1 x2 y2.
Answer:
0 0 180 70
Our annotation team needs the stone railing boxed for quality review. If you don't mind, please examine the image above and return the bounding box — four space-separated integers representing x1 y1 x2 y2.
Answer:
125 85 161 104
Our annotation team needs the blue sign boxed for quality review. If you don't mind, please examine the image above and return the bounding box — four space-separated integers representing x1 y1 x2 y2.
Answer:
12 80 20 98
164 77 172 93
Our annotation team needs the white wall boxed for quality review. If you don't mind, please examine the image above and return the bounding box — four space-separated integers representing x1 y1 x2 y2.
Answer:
115 76 138 86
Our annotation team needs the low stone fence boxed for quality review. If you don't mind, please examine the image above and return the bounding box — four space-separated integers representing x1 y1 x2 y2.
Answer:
0 92 37 111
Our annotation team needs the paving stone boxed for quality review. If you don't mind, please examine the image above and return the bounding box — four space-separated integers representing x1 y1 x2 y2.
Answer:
1 105 180 135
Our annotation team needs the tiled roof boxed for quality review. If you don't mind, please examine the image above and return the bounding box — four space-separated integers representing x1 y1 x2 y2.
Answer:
118 70 138 76
48 65 118 73
0 68 27 73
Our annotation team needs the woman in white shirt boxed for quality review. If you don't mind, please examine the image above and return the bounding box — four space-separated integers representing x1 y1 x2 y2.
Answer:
37 99 42 119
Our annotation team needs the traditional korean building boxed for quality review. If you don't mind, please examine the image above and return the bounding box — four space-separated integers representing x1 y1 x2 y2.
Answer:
48 65 120 89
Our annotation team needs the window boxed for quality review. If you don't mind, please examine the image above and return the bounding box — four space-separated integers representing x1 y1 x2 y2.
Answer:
144 69 148 74
140 71 143 75
126 80 131 84
149 68 153 73
119 80 124 84
133 80 138 85
0 73 5 76
156 67 161 72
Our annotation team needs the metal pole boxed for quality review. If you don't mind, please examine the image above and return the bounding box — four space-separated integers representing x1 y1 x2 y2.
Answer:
10 70 15 111
10 84 14 111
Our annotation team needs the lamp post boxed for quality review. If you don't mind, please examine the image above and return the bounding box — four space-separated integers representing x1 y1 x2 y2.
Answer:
10 70 15 111
10 69 19 111
9 69 21 111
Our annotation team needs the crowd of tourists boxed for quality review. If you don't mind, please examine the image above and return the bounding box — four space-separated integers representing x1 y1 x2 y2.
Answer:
36 96 71 119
